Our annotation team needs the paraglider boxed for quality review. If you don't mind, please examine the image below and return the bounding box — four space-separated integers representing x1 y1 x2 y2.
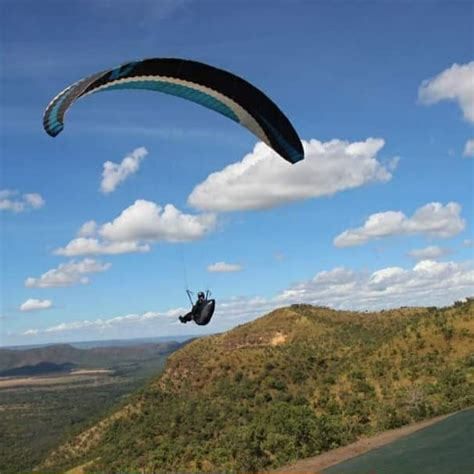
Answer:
179 290 215 326
43 57 305 164
43 58 305 328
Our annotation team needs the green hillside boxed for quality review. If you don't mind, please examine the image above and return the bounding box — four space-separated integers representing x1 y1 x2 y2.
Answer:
40 299 474 473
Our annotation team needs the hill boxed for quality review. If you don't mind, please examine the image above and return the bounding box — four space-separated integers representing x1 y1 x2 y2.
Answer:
0 361 77 377
0 341 182 372
40 299 474 473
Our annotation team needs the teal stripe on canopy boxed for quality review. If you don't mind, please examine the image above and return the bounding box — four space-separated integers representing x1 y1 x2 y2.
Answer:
94 80 240 123
47 93 71 130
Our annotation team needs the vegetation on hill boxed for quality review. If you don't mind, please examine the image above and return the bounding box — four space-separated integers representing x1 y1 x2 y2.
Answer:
40 299 474 473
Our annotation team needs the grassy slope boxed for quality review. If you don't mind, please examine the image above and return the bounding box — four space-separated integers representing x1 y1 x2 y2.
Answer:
40 300 474 473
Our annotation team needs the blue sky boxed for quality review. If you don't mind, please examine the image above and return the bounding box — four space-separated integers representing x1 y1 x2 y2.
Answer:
1 0 473 346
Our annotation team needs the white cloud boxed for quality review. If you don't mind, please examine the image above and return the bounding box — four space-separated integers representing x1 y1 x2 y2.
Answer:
215 296 275 323
277 259 474 310
418 61 474 123
54 200 216 256
99 200 216 243
43 308 183 334
17 259 473 342
334 202 465 247
0 190 45 213
100 147 148 194
20 299 53 312
464 239 473 248
54 238 150 257
463 139 474 157
19 298 274 341
313 267 359 286
78 220 97 237
21 307 186 341
25 259 111 288
408 245 452 261
24 193 45 208
188 138 395 211
207 262 243 273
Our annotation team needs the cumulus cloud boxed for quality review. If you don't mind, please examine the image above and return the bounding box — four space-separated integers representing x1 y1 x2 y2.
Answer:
463 139 474 157
20 299 53 312
25 259 111 288
215 296 275 323
22 307 185 340
17 259 473 341
0 190 45 213
408 245 452 261
464 239 473 248
100 200 216 243
418 62 474 123
24 193 45 208
43 309 180 333
54 200 216 256
277 259 474 310
188 138 395 211
207 262 243 273
78 220 97 237
19 298 274 342
334 202 465 247
100 147 148 194
54 238 150 257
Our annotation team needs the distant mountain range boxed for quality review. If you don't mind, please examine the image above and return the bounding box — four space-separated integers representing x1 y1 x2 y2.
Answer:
4 335 194 351
0 341 185 373
0 361 77 377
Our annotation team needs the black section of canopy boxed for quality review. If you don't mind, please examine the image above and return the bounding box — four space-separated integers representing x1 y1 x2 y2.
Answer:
83 58 304 163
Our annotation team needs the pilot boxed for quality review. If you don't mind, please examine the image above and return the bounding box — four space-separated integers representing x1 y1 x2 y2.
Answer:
179 291 206 323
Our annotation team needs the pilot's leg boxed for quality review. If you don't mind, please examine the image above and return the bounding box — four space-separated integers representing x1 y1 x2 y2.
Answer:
179 311 194 323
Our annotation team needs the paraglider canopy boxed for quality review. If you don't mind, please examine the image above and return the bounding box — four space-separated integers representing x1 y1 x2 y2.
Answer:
43 57 304 164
